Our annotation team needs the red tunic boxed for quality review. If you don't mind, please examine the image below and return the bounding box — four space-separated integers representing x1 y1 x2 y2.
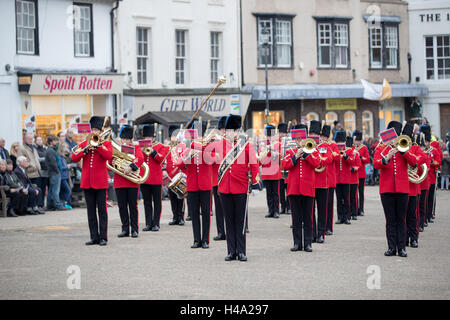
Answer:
282 148 321 197
428 144 441 186
166 143 186 179
335 148 357 185
259 141 282 180
142 143 169 185
113 144 145 189
356 144 370 179
350 147 362 184
373 145 418 194
327 142 339 188
217 139 259 194
315 142 333 189
71 140 113 189
408 145 427 196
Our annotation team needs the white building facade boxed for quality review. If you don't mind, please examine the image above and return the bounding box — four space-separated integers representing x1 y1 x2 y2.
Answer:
406 0 450 139
115 0 249 134
0 0 122 148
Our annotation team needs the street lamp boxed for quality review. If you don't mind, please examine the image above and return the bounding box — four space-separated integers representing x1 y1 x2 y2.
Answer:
260 26 271 121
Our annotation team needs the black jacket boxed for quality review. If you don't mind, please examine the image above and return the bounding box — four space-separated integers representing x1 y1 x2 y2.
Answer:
0 147 10 160
36 145 48 172
13 166 33 188
1 171 23 189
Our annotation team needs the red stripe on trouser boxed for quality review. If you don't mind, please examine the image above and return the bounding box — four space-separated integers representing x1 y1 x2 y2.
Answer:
311 196 315 236
136 186 140 228
348 186 351 219
278 180 280 213
105 189 108 240
208 190 212 243
158 185 162 225
355 184 359 214
325 188 329 234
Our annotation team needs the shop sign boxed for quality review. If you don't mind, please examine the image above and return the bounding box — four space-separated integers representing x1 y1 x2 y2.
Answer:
29 74 124 95
325 98 357 110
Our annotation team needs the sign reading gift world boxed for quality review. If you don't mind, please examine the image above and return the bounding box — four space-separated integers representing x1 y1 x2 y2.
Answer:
29 74 124 95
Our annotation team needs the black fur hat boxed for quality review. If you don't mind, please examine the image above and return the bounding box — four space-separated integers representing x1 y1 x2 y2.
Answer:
352 130 363 141
345 136 354 148
387 121 402 136
402 123 414 139
420 124 431 142
224 114 242 130
292 123 308 132
89 116 104 130
186 120 207 136
265 124 276 137
217 116 227 130
277 122 288 133
334 130 346 143
119 125 133 139
168 125 179 137
321 124 331 138
309 120 322 135
143 124 157 137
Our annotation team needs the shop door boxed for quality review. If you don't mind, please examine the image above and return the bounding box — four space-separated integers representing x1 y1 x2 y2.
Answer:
440 104 450 139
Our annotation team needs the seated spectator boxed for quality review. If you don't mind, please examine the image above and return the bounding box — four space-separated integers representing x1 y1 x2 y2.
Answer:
0 159 21 217
14 156 44 215
45 136 67 211
9 142 20 171
0 138 10 160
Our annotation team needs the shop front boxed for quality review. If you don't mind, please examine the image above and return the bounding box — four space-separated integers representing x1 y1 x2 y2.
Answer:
18 72 124 140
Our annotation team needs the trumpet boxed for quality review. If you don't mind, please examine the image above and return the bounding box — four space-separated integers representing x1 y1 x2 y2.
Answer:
71 131 106 154
393 135 412 153
142 146 153 156
299 138 317 154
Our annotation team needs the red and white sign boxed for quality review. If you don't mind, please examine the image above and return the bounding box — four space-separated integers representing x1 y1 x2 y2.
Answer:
29 74 124 95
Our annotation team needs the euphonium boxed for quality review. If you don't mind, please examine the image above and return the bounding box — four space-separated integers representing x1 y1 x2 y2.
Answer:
394 135 412 153
408 163 428 184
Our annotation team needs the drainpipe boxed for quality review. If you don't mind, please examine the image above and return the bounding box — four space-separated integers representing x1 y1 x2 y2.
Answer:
407 53 412 84
110 1 120 126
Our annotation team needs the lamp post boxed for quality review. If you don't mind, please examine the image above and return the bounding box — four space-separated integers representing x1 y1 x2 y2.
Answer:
260 26 271 122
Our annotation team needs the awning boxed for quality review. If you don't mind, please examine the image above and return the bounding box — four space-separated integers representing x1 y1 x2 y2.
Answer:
243 83 429 101
134 110 216 127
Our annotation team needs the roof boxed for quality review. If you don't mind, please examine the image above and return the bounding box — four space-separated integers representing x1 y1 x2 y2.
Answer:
134 110 216 126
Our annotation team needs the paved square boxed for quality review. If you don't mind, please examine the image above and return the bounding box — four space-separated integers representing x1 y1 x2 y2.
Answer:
0 186 449 299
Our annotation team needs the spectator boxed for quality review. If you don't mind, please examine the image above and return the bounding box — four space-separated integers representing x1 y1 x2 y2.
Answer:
45 136 66 211
441 156 450 191
17 133 41 188
65 128 77 152
57 141 72 210
35 136 48 209
13 156 44 215
9 142 20 171
0 159 22 217
0 138 10 160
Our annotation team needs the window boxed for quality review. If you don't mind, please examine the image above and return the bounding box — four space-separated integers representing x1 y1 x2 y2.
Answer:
257 16 293 68
362 110 373 138
252 111 284 136
306 112 319 122
369 23 399 69
73 3 93 57
425 35 450 80
210 32 221 84
344 111 356 132
175 30 187 85
16 0 38 55
136 27 150 85
325 111 338 125
316 18 350 68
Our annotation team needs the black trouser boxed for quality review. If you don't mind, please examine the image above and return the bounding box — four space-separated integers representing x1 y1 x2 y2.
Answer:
358 178 365 215
6 190 28 213
326 187 335 232
263 179 280 215
141 184 162 228
279 179 287 212
213 186 225 236
220 193 247 255
33 177 47 208
115 187 139 234
427 184 436 221
336 183 350 222
313 188 328 239
406 195 419 243
350 183 358 217
187 190 211 243
419 189 428 229
84 188 108 242
26 186 40 208
380 193 408 251
169 189 184 222
289 194 314 249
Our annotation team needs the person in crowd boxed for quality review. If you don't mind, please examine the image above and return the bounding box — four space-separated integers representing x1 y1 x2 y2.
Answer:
45 136 67 211
17 133 41 191
0 138 10 160
9 142 20 171
13 156 44 215
0 159 22 217
57 141 72 210
65 128 77 152
35 136 48 210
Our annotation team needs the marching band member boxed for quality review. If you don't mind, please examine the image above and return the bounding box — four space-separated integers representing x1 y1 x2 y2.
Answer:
335 131 356 225
217 115 260 261
349 136 362 220
322 124 338 236
418 131 431 232
353 130 370 216
71 116 113 246
373 121 418 257
114 125 144 238
282 124 321 252
259 124 281 219
166 125 186 226
421 124 441 224
277 122 289 214
176 121 214 249
309 120 332 244
141 123 169 232
211 116 226 241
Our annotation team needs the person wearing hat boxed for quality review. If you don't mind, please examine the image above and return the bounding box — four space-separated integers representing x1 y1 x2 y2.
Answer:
282 123 321 252
309 120 333 243
277 122 290 214
321 124 339 235
334 131 356 225
210 116 226 240
217 114 260 261
140 123 169 232
347 136 362 221
421 124 441 224
353 130 370 217
176 120 214 249
373 121 418 257
166 125 187 226
71 116 113 246
259 124 281 219
417 132 431 232
114 125 144 238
